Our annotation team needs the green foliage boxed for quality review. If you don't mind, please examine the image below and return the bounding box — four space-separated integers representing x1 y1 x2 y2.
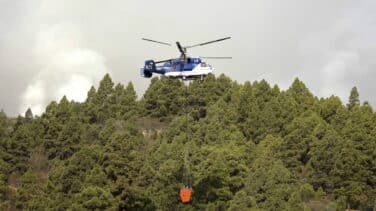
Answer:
7 123 34 172
308 129 344 191
0 110 7 138
142 77 185 119
0 173 6 201
227 190 257 210
287 78 317 113
71 186 115 210
15 170 46 210
277 112 325 172
0 74 375 210
56 118 83 160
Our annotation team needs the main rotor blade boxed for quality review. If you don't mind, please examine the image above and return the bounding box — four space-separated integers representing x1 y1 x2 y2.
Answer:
142 38 171 46
185 37 231 49
200 56 232 59
155 58 177 64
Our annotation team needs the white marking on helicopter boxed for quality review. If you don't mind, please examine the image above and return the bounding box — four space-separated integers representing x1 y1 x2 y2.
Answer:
164 63 213 78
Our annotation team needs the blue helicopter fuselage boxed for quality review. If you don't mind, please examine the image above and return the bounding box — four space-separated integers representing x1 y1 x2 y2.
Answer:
141 57 213 79
156 57 201 73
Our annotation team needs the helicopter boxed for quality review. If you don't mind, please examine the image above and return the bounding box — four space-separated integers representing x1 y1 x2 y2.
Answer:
140 37 231 80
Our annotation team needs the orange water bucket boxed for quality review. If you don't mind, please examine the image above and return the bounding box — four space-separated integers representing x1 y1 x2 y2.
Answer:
180 188 192 203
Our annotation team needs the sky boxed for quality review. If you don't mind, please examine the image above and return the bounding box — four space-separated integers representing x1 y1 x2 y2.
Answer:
1 0 376 116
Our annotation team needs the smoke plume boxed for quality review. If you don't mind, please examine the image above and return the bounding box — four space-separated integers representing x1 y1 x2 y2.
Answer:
19 23 109 115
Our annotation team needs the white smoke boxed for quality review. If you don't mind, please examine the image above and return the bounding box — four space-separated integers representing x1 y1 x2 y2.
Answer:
19 23 109 115
319 51 359 98
299 1 376 104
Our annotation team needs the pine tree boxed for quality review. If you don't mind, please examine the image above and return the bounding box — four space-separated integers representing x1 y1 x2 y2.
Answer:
56 118 82 160
277 112 326 172
97 73 115 100
124 82 138 118
286 78 317 113
347 87 360 110
95 74 115 122
0 110 8 138
308 129 344 191
8 124 33 172
86 86 97 104
25 108 33 120
245 137 298 210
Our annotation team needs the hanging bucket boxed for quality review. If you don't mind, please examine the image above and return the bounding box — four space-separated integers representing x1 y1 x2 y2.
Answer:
180 188 192 203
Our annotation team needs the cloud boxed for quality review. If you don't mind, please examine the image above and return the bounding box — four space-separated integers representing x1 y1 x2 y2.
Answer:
320 51 359 98
298 0 376 103
19 23 109 115
20 80 46 115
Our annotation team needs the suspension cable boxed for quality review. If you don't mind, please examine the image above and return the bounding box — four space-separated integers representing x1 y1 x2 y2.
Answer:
183 80 191 188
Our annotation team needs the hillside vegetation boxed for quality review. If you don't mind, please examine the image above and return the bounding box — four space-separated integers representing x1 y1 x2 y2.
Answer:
0 74 375 210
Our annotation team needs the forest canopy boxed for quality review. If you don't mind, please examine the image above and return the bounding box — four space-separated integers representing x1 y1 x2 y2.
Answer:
0 73 375 210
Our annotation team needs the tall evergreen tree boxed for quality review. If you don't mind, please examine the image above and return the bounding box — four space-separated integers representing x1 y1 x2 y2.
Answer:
0 110 8 138
286 78 317 113
95 74 115 123
347 86 360 110
25 108 33 120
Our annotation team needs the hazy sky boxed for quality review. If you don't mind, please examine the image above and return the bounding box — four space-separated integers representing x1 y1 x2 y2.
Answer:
1 0 376 115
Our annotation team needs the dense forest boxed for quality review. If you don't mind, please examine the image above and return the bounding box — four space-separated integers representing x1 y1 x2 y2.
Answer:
0 73 375 210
